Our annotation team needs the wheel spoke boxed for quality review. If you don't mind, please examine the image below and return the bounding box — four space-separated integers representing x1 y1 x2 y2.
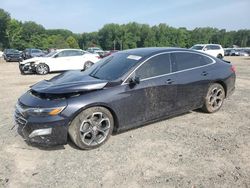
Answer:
216 89 222 97
88 131 97 144
80 120 91 133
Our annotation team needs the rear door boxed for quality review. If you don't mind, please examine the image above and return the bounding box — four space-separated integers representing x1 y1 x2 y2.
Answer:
171 52 215 111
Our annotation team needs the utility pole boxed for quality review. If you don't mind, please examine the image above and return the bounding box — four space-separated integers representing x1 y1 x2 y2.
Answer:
120 40 122 50
113 40 116 50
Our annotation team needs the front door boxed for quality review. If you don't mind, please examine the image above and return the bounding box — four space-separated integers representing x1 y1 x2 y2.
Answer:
115 53 177 130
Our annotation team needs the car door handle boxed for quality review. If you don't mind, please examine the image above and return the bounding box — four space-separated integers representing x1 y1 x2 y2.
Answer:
201 71 208 76
166 79 174 84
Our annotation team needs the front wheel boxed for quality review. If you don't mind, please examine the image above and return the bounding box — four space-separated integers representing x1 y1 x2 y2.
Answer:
68 107 114 150
201 83 225 113
36 63 49 75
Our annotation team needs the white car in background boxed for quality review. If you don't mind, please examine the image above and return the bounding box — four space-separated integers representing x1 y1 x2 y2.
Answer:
19 49 100 74
191 44 224 59
0 50 3 58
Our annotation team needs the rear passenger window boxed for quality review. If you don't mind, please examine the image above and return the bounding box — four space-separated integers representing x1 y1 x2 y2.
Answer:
173 52 213 71
135 54 171 79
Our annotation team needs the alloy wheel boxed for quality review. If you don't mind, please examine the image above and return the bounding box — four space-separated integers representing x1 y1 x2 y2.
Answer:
79 112 111 146
36 64 48 74
208 87 224 111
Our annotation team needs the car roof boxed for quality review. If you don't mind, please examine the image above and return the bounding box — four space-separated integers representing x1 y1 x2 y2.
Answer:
194 44 221 46
56 49 84 52
119 47 189 56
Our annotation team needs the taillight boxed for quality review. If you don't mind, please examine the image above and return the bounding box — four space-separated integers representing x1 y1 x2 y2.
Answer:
231 65 236 73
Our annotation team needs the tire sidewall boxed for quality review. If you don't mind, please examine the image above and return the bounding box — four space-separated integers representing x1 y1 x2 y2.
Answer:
204 83 225 113
69 107 114 150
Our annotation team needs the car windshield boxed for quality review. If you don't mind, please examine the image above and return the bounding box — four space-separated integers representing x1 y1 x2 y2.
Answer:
191 45 204 50
46 51 57 57
86 53 141 81
7 49 19 54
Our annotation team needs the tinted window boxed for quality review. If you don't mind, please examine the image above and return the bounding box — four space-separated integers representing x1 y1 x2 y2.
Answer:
174 52 213 71
87 53 140 80
191 45 204 50
135 54 171 79
57 50 82 57
57 51 70 57
206 45 220 50
68 50 84 56
31 49 42 53
211 45 220 50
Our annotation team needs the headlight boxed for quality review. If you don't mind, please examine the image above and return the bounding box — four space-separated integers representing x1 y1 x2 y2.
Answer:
25 106 65 116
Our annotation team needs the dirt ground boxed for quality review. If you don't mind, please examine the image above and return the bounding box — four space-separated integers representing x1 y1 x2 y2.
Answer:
0 56 249 188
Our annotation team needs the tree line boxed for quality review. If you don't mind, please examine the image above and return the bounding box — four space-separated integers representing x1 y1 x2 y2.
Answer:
1 8 250 51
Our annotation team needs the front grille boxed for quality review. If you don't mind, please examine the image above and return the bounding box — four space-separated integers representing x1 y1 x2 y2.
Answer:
14 109 27 126
14 102 28 127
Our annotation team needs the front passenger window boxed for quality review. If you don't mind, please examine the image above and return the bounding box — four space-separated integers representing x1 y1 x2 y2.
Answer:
135 54 171 79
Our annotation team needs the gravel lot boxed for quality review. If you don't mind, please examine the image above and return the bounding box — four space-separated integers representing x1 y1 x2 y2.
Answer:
0 57 249 188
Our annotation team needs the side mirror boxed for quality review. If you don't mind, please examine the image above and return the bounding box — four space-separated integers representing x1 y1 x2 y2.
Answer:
54 54 58 58
128 76 140 85
203 48 207 51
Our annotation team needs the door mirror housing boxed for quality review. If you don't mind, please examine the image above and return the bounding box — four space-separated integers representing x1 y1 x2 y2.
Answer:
128 76 140 85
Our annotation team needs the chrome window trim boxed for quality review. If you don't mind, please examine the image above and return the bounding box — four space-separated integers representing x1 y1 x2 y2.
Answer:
122 51 216 85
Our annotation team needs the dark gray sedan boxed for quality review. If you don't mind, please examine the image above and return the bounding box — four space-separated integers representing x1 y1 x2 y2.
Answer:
15 47 236 149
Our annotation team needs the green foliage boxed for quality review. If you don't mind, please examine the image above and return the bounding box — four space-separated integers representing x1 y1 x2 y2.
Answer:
0 8 11 49
66 36 79 48
1 8 250 51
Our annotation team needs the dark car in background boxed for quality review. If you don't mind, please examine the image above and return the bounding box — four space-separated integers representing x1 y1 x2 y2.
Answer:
3 49 23 62
22 48 45 60
15 47 236 150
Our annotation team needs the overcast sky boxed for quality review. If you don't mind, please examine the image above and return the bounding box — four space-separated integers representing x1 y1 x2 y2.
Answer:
0 0 249 33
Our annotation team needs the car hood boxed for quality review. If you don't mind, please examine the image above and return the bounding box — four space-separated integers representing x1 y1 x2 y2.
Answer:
31 71 108 94
21 57 49 64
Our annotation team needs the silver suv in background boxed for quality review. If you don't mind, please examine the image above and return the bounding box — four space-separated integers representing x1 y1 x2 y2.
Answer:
191 44 224 59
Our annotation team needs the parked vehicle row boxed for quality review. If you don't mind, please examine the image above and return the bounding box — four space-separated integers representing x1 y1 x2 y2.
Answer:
15 47 236 149
224 48 250 56
3 49 23 62
19 49 100 74
22 48 46 60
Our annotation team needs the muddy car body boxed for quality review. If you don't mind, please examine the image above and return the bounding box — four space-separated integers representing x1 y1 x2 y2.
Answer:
15 47 236 149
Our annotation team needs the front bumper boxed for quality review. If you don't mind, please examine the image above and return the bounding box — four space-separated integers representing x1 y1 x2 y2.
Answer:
19 63 36 74
14 101 69 146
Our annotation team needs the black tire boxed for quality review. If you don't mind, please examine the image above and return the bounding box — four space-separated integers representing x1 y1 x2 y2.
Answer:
201 83 225 113
36 63 49 75
84 61 94 70
68 107 114 150
217 54 223 59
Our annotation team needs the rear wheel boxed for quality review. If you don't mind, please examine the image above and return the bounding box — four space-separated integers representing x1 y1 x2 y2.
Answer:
36 63 49 75
68 107 114 150
217 54 223 59
202 83 225 113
